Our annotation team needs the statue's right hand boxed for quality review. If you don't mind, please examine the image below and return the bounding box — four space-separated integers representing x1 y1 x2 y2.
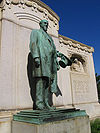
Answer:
34 58 40 68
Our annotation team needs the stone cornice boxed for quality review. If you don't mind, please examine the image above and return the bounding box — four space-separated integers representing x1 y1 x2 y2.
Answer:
3 0 59 22
59 34 94 53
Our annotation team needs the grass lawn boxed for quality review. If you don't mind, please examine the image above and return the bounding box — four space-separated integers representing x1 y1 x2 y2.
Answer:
91 118 100 133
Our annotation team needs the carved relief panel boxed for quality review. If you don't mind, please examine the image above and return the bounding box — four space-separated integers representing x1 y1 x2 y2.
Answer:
68 52 91 104
67 51 88 74
70 54 86 73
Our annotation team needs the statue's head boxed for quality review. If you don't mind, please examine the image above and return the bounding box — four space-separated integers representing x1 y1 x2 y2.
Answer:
39 19 48 32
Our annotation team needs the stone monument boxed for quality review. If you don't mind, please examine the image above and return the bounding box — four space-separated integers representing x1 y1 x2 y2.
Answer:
0 0 100 133
12 18 90 133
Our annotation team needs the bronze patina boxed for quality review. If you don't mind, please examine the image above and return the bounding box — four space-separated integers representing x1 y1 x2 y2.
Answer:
27 19 72 110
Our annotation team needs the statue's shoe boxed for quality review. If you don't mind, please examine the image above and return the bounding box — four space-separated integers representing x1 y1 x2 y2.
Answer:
45 105 56 110
47 106 56 110
45 100 56 110
36 104 45 110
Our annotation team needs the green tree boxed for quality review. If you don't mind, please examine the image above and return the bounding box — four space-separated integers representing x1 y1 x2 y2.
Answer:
95 73 100 102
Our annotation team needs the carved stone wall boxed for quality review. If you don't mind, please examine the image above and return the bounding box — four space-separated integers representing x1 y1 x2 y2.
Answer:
1 0 59 36
0 0 60 110
59 35 99 118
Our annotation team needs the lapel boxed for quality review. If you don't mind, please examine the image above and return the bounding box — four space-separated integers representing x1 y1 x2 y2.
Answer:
39 29 52 45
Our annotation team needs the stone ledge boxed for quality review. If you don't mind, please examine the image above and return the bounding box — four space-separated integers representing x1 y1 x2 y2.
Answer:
3 0 59 22
59 34 94 53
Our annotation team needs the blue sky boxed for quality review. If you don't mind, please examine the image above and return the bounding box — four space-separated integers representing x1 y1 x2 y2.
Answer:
41 0 100 75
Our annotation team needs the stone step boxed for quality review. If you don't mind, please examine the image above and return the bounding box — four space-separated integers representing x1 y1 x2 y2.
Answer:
13 108 87 124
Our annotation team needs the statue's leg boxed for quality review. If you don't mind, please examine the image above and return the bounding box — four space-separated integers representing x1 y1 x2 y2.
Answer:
44 80 56 110
30 78 36 110
44 87 50 108
35 78 45 110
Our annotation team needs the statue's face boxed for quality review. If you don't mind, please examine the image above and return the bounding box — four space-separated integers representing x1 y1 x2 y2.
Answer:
40 20 48 32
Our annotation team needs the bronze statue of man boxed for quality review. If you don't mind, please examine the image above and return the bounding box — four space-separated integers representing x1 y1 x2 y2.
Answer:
27 20 62 110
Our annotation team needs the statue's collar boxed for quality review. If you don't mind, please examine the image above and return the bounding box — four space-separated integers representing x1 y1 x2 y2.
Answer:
39 28 52 44
39 28 47 34
39 28 50 38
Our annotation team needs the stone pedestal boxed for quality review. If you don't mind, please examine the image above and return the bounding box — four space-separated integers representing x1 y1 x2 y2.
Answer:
12 116 91 133
0 111 12 133
12 109 91 133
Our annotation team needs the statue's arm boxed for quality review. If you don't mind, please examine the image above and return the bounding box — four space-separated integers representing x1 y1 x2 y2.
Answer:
29 30 40 67
29 30 39 59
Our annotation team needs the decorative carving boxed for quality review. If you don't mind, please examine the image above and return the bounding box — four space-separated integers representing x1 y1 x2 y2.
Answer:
0 0 5 9
59 36 94 53
25 1 32 7
4 0 59 30
14 12 41 23
6 0 12 9
20 0 25 9
12 0 19 4
43 9 48 19
48 14 53 21
71 58 84 73
38 6 44 12
67 52 88 74
31 2 37 12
